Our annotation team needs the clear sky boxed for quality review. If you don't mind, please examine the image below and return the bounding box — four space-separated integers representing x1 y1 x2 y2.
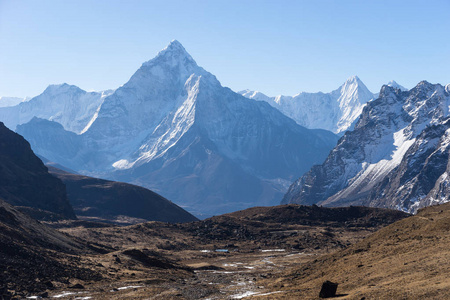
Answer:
1 0 449 98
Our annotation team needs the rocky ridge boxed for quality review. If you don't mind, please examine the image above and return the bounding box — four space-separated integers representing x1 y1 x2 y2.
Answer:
283 81 450 213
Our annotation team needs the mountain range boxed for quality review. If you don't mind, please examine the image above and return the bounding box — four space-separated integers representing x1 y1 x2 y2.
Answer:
9 40 338 217
2 40 448 217
0 85 113 134
240 78 407 134
283 81 450 213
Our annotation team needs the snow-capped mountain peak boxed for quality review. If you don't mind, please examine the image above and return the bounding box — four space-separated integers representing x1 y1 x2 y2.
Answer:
239 76 375 134
0 84 107 133
42 83 84 96
15 40 339 217
336 75 373 104
238 89 272 102
283 80 450 213
343 75 363 85
386 80 408 91
143 39 197 69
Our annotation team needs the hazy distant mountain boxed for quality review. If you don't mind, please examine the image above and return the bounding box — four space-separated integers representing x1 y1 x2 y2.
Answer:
17 40 338 217
239 76 375 134
283 81 450 213
0 85 113 133
0 96 30 108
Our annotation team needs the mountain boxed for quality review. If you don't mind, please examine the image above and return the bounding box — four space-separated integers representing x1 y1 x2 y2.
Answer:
0 84 113 133
0 96 29 108
16 40 338 217
0 122 75 219
386 80 408 91
373 80 409 98
283 81 450 213
48 166 198 224
239 76 375 134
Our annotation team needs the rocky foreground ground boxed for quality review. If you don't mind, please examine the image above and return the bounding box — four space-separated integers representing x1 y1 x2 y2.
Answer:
3 203 449 299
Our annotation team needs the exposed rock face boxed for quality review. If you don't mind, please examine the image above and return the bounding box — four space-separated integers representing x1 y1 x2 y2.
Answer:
49 167 198 224
16 40 338 217
283 81 450 213
0 122 75 219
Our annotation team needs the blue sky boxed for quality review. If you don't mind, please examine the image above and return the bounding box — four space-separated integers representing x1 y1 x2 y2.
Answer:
0 0 449 97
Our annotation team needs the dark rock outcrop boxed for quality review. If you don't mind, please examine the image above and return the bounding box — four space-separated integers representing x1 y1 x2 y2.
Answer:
319 280 338 298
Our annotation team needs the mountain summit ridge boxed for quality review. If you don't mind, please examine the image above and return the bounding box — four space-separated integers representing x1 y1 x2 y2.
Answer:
240 75 375 134
16 40 338 216
282 80 450 213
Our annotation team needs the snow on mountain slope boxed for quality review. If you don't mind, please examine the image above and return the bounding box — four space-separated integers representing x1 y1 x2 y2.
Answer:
386 80 408 91
0 96 30 108
0 85 112 133
283 81 450 213
373 80 409 98
17 40 338 217
365 117 450 212
238 89 273 102
239 76 375 134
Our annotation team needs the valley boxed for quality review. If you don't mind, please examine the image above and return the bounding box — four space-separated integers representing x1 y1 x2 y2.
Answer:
5 202 446 300
1 3 449 300
3 204 409 299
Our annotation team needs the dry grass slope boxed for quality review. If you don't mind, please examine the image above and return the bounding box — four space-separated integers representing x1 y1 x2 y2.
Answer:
259 202 450 299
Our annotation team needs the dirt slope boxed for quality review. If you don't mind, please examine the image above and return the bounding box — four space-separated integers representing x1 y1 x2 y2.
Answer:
259 202 450 299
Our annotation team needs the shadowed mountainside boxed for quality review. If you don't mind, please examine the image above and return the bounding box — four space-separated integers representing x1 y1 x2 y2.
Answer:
0 122 75 220
48 166 198 224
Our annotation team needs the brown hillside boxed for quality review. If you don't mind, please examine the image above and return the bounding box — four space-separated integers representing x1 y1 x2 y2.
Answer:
48 166 198 224
0 199 101 297
258 202 450 299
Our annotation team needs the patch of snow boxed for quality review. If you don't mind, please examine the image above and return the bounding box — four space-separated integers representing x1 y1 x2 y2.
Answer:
52 292 76 298
255 291 285 297
117 285 143 290
230 291 260 299
112 159 134 170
